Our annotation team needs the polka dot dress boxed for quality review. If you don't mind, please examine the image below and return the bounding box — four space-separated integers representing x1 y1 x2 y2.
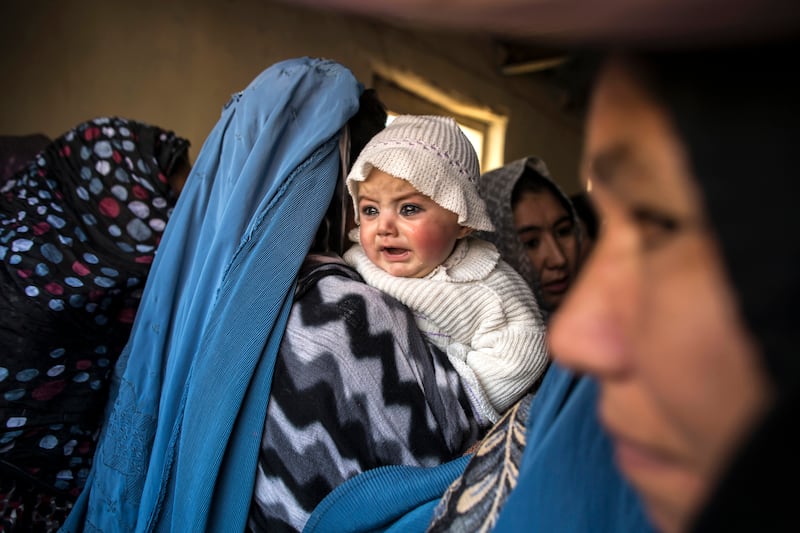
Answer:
0 117 188 530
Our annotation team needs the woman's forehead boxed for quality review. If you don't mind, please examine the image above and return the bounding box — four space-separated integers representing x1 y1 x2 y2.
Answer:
514 190 571 227
583 66 703 222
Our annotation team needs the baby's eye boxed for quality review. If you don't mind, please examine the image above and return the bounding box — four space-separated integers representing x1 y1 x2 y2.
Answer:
400 204 422 216
361 205 378 217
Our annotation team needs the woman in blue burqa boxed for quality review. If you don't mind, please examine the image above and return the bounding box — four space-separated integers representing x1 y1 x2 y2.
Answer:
59 58 486 533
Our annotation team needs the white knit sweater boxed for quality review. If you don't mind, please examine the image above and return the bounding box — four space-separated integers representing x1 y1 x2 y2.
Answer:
344 237 549 423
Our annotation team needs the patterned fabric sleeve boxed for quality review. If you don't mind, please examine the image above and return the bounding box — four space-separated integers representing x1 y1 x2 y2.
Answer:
429 366 654 533
249 256 484 532
427 391 532 532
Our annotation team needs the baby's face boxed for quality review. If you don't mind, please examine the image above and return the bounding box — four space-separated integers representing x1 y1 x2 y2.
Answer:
355 168 470 278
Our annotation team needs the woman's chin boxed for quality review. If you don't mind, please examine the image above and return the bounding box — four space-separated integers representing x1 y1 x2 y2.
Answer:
614 440 704 533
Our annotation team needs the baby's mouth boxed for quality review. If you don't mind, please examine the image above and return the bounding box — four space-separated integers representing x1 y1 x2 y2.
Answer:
383 247 406 256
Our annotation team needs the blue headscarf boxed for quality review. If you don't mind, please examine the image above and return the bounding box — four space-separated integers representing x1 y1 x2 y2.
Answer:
60 57 362 532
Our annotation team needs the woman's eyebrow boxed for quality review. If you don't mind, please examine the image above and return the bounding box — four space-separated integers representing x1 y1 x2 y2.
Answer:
517 215 571 235
586 144 635 186
517 224 543 234
554 215 573 227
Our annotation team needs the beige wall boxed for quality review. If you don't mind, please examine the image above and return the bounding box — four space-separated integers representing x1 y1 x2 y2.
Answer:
0 0 584 192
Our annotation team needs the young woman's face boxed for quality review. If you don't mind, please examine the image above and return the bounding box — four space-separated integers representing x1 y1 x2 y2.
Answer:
356 168 470 278
513 189 578 311
549 60 773 533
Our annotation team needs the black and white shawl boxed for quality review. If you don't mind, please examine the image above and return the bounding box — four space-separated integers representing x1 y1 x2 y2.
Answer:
248 255 485 532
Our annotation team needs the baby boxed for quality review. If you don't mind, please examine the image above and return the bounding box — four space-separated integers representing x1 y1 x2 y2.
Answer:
344 114 548 423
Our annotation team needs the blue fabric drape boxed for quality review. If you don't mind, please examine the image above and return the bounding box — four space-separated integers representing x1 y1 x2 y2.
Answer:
492 365 654 533
304 457 471 533
305 364 653 532
60 57 362 533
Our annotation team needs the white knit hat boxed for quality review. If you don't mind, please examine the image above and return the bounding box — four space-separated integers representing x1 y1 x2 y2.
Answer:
347 115 495 231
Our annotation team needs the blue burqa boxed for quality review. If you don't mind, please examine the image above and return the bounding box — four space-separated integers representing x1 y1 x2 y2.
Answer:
60 57 363 532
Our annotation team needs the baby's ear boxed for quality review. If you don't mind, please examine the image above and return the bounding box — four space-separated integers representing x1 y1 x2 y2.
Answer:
458 226 474 239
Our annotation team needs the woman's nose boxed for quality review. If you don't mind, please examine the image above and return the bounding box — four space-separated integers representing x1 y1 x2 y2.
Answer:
542 234 567 269
548 227 633 377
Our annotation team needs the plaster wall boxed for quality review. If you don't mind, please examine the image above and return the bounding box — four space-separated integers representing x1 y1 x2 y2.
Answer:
0 0 584 191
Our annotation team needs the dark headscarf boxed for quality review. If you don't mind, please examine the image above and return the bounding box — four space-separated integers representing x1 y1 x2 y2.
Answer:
314 88 387 256
619 41 800 532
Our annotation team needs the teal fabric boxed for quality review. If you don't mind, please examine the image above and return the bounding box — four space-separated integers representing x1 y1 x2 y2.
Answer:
60 57 362 532
304 456 471 533
305 364 653 533
492 365 654 532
